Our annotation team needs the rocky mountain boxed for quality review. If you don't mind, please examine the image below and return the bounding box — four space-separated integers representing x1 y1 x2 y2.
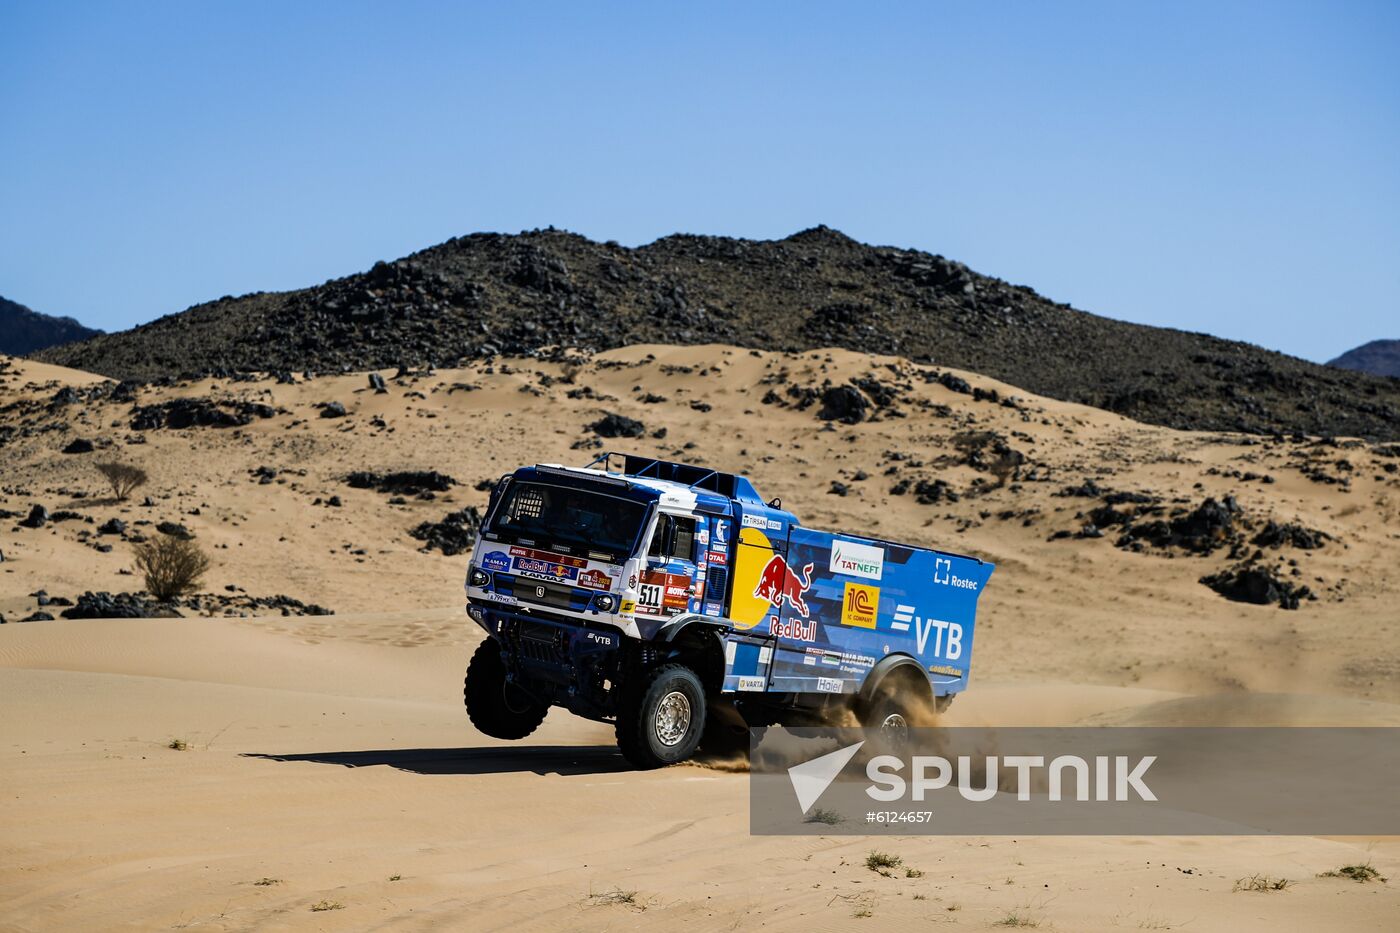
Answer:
1 296 102 355
35 226 1400 440
1329 339 1400 379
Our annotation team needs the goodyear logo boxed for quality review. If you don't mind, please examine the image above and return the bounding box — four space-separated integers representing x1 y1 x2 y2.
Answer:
841 582 879 629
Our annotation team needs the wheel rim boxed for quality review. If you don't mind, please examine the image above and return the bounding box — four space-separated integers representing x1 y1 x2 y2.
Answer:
879 711 909 743
654 690 692 747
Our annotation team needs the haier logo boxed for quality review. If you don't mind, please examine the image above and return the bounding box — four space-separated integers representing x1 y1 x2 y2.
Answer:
933 557 978 590
830 540 884 581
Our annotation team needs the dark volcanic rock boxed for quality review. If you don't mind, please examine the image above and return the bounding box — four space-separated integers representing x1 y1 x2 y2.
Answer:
409 507 484 556
345 470 457 495
156 521 194 539
33 228 1400 440
1200 564 1313 610
818 385 869 424
589 413 645 438
60 591 161 619
131 398 275 430
1117 497 1241 554
62 438 95 454
21 504 49 528
1252 520 1329 550
320 401 347 418
98 518 127 535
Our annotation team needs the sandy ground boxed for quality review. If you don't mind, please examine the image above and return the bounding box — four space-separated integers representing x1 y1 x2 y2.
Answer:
3 347 1399 930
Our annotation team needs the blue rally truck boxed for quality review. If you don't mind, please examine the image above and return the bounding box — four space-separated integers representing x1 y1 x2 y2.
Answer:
463 454 994 768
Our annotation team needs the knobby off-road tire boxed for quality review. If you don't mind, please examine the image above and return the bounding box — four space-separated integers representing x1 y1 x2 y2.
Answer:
464 639 548 740
616 663 707 769
859 688 925 754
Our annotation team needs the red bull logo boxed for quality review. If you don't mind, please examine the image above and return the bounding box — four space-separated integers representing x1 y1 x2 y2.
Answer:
753 555 814 617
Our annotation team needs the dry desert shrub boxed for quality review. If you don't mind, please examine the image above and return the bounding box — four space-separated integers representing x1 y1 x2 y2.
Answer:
95 461 148 500
135 535 210 602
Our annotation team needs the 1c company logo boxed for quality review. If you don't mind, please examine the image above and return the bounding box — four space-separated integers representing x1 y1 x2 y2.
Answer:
841 582 878 629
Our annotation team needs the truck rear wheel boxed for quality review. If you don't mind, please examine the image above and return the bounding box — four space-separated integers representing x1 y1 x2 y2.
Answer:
464 639 548 740
616 663 707 769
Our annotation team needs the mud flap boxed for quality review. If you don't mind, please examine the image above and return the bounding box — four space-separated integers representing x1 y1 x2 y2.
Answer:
720 630 776 693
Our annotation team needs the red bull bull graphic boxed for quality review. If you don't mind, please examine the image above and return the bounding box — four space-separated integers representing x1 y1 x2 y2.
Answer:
753 554 814 617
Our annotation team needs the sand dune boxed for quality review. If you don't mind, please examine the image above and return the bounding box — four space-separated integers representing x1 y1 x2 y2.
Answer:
3 345 1399 929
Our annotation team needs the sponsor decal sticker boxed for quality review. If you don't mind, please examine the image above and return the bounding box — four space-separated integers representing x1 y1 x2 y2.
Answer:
830 540 884 581
933 557 980 590
619 599 636 613
706 550 728 565
637 570 691 616
577 568 613 591
510 546 586 568
841 582 879 628
893 604 965 660
752 555 814 617
929 664 961 676
741 513 767 530
817 677 845 694
481 551 511 573
769 615 818 642
737 676 766 692
513 557 579 581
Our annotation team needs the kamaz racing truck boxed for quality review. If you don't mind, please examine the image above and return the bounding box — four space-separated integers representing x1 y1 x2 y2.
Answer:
463 453 994 768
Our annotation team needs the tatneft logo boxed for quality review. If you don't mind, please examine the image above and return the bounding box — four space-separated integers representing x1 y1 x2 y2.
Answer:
830 540 884 580
788 742 1157 814
933 557 978 590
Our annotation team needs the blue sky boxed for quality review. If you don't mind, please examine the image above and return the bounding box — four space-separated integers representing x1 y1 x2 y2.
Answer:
1 1 1396 362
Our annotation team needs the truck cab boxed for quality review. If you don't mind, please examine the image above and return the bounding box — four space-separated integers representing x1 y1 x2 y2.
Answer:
463 453 993 768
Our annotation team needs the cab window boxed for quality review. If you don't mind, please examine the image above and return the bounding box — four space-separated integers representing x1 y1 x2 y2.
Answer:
647 514 697 562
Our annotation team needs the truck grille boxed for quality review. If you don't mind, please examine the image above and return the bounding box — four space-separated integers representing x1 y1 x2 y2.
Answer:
513 619 567 664
498 574 580 611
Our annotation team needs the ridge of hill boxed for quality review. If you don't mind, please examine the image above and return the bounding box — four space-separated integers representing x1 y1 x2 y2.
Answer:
35 226 1400 439
1329 339 1400 379
1 295 102 355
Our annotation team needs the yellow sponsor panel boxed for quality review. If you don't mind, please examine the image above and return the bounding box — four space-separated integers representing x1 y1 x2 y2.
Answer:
841 582 879 628
728 526 774 629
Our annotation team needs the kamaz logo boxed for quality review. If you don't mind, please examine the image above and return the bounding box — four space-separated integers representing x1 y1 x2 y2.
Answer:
933 558 978 590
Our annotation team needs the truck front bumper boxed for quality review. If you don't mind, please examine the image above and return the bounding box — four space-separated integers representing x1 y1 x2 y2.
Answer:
469 601 627 720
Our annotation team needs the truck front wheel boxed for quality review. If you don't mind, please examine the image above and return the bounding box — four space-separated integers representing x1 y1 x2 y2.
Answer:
464 639 548 740
616 664 707 769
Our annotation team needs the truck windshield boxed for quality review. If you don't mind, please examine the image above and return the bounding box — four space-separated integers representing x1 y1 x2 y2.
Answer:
488 481 647 560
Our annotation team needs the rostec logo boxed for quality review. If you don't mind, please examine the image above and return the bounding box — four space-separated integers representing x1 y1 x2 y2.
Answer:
933 557 979 591
841 582 879 629
830 540 884 580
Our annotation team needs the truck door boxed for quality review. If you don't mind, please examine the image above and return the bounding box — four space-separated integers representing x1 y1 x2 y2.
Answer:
635 512 699 620
699 516 732 617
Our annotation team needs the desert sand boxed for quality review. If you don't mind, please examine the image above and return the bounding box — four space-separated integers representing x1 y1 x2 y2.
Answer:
3 346 1399 930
